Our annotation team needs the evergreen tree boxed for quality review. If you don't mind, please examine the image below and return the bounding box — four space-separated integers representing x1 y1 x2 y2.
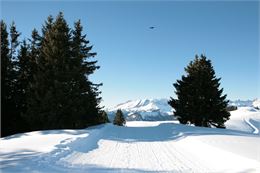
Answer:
100 111 110 123
26 12 103 130
28 28 41 66
113 109 125 126
16 40 29 114
9 22 21 112
1 20 21 136
10 21 20 61
70 19 103 127
168 54 230 128
1 20 12 136
26 13 74 129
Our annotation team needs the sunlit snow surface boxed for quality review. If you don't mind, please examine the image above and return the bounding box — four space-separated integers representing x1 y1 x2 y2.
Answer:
108 99 174 121
1 107 260 173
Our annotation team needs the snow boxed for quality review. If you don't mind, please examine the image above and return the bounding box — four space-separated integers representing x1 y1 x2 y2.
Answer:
252 99 260 109
1 107 260 173
108 98 260 121
108 98 174 121
225 107 260 134
229 99 260 109
112 98 173 114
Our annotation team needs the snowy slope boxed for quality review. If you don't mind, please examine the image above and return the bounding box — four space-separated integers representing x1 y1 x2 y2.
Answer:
252 99 260 109
108 98 174 121
226 107 260 134
1 108 260 173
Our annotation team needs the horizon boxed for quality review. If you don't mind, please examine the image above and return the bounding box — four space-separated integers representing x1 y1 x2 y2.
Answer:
109 97 260 109
1 1 259 108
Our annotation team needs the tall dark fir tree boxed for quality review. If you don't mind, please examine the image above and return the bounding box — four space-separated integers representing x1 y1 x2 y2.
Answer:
1 20 13 136
71 19 102 127
1 21 25 136
16 40 30 115
26 12 102 130
168 55 230 128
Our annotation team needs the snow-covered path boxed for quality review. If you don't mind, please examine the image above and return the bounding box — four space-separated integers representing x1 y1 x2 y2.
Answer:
1 108 260 173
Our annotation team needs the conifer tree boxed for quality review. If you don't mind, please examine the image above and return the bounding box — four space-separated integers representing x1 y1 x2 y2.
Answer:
10 22 20 61
70 19 102 126
26 13 74 129
9 22 21 110
168 54 230 128
101 111 110 123
1 20 13 136
26 12 103 130
113 109 125 126
1 21 22 136
16 40 29 113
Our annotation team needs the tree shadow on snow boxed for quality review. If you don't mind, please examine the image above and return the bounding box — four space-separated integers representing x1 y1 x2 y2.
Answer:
57 122 257 155
2 123 258 172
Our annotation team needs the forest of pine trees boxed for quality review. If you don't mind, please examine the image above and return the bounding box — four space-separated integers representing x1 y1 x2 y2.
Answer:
168 55 230 128
1 12 104 137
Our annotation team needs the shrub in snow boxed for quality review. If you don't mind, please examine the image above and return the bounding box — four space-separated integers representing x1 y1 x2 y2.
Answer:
100 111 110 123
226 105 238 112
113 109 126 126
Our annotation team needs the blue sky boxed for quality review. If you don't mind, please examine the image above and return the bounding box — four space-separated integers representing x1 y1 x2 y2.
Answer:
1 1 259 107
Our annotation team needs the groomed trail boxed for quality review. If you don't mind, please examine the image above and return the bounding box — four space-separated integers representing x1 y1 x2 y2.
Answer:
1 107 260 173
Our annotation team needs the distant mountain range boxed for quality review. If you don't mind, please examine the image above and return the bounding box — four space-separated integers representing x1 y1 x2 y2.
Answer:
108 99 174 121
107 98 260 121
229 99 260 108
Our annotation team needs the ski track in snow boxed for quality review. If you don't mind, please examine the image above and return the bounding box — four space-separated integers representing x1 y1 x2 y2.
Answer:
1 107 260 173
244 117 259 134
36 123 260 172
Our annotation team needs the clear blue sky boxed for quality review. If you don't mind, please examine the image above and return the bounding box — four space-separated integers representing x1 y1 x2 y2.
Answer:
1 1 259 107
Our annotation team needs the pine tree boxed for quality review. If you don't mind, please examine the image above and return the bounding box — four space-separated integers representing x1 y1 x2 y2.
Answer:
16 40 29 114
100 111 110 123
10 21 20 61
1 20 13 136
26 13 74 129
113 109 125 126
1 21 23 136
70 19 102 127
26 12 103 130
168 54 230 128
29 28 41 66
9 21 21 111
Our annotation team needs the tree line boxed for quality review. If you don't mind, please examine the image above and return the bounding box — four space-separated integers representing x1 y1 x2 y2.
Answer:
1 12 231 137
1 12 108 137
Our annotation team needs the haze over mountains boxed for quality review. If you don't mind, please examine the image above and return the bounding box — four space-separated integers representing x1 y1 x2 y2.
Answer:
107 98 260 121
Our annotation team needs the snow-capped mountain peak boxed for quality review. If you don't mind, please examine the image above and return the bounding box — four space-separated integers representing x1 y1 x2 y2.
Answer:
108 98 174 121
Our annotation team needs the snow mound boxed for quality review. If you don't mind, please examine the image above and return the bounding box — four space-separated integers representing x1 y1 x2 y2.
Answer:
108 98 174 121
252 99 260 109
